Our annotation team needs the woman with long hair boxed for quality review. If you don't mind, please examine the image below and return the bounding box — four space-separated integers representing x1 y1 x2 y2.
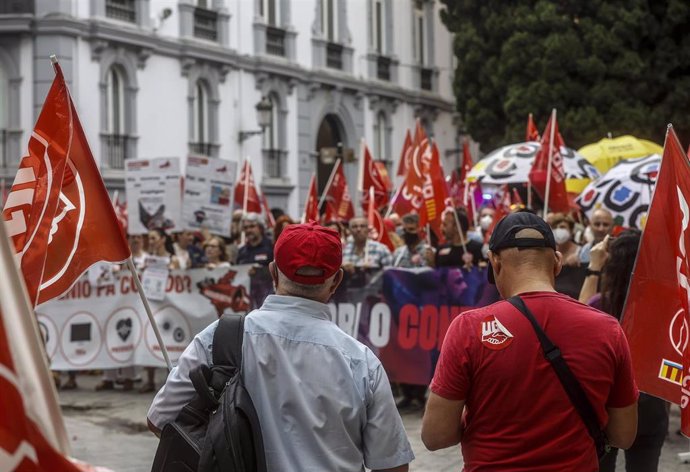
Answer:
580 229 668 472
203 236 230 269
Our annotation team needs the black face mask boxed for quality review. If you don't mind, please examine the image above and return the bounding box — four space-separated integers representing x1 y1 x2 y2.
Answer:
403 232 420 246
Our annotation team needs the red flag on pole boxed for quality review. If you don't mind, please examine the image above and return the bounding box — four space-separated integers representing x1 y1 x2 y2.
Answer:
421 142 451 238
233 159 261 214
484 186 512 244
358 140 389 210
526 113 540 142
621 126 690 435
528 109 569 215
323 159 354 222
396 129 413 177
2 61 130 306
460 138 473 182
367 187 395 251
302 174 319 223
413 118 427 146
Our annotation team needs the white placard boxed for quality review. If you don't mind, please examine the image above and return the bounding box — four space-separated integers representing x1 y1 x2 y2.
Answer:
181 157 237 235
125 157 182 234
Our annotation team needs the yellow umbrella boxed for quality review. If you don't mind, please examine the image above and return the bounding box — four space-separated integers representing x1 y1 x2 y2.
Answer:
578 135 663 173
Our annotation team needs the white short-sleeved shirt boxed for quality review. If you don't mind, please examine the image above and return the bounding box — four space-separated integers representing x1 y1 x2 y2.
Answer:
148 294 414 471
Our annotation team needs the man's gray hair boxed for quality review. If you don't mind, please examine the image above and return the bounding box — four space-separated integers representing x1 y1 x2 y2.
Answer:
242 212 264 228
276 267 332 299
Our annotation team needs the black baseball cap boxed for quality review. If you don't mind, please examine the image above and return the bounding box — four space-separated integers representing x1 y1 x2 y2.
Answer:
487 211 557 284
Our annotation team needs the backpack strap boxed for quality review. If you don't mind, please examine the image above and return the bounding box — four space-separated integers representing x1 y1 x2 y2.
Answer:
212 314 244 369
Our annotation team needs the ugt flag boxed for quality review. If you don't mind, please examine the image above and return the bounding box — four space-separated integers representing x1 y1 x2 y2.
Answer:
528 109 569 213
621 126 690 435
2 60 130 306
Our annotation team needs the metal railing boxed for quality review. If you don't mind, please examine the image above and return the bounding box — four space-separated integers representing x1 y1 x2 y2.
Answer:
194 7 218 41
326 42 344 70
266 26 286 57
103 134 129 169
377 55 391 81
263 149 283 179
105 0 136 23
189 142 213 156
421 67 433 91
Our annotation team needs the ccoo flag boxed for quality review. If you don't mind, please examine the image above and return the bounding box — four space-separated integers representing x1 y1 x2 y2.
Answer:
2 60 130 306
621 126 690 435
323 159 354 222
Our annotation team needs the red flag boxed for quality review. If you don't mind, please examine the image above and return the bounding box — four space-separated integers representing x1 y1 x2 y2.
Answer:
323 159 354 222
621 126 690 434
3 62 130 306
526 113 540 142
484 186 512 244
528 110 569 214
421 142 451 238
413 118 427 146
233 159 261 213
460 138 473 182
367 187 395 251
396 129 413 177
374 161 393 192
260 192 275 228
358 141 389 210
302 174 319 223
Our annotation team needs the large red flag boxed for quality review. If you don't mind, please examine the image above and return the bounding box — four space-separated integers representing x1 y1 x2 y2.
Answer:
621 126 690 435
367 187 395 251
396 129 413 177
323 159 354 222
526 113 540 142
413 118 427 146
528 110 569 214
358 141 389 210
421 142 451 238
233 159 261 214
302 174 319 223
3 62 130 306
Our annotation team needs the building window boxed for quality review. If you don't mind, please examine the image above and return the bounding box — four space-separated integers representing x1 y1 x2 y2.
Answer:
374 112 388 165
104 67 129 169
194 1 218 41
413 3 425 65
262 95 283 178
191 81 211 155
260 0 280 26
106 0 136 23
371 0 385 54
321 0 337 42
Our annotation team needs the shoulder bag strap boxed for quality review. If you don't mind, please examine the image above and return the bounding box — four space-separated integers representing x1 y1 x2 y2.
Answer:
212 314 244 369
506 295 609 453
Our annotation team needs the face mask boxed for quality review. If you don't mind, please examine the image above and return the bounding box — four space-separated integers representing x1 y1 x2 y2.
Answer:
480 215 493 231
403 232 420 246
553 228 571 245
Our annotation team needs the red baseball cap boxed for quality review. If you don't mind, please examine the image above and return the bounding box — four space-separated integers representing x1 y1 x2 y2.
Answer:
274 221 343 285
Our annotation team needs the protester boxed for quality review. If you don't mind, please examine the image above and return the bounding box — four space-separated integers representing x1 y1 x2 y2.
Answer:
435 209 484 268
236 212 273 265
147 228 180 269
478 206 495 238
324 220 348 246
148 221 415 471
578 229 668 472
549 213 581 266
342 216 393 271
422 211 638 470
173 230 204 269
203 236 230 269
392 213 433 268
579 208 614 264
225 209 244 264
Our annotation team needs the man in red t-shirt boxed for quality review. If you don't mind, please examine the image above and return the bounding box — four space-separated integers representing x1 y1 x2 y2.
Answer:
421 211 638 472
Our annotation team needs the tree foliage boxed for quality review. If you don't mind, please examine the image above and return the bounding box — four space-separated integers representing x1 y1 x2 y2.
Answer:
440 0 690 151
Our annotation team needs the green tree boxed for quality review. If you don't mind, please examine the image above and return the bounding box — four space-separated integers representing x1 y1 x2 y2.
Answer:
440 0 690 151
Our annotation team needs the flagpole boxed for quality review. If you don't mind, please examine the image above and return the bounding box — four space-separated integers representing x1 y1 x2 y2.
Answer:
318 158 341 210
527 183 533 210
126 258 173 371
241 158 249 246
451 208 467 253
543 108 557 219
469 184 479 228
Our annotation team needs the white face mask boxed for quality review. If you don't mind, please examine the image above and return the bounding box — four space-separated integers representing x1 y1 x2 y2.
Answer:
553 228 571 245
480 215 493 231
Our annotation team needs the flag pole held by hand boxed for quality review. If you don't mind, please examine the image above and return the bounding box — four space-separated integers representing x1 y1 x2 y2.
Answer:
126 258 173 371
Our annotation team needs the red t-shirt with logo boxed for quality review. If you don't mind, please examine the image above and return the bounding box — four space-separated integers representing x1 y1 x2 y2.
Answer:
430 291 639 472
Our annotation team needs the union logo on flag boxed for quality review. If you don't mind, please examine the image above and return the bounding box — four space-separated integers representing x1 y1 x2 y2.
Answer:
659 359 683 386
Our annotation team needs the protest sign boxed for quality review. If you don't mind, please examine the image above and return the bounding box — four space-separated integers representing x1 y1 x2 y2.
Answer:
182 156 236 234
125 157 182 234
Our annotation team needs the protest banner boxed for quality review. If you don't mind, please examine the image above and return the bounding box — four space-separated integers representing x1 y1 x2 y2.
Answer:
38 265 492 385
125 157 182 234
181 156 236 235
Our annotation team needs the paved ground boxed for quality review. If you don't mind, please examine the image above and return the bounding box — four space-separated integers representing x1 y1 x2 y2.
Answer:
59 371 690 472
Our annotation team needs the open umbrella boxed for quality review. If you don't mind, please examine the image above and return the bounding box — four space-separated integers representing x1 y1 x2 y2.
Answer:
466 141 599 193
578 135 663 174
575 154 659 229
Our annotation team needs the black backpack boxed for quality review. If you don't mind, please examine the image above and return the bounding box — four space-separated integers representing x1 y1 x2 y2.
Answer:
151 314 267 472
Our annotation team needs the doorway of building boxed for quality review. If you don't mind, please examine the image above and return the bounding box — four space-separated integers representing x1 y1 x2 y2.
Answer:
315 114 345 197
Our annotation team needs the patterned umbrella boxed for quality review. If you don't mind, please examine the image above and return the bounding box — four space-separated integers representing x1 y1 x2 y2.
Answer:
467 141 600 193
576 154 660 229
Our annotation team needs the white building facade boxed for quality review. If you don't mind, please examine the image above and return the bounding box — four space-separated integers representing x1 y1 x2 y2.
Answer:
0 0 460 219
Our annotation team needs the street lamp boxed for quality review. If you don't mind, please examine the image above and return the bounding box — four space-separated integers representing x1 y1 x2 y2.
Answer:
238 96 273 142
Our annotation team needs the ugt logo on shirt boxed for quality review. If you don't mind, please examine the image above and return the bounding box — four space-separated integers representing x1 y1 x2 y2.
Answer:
480 315 514 351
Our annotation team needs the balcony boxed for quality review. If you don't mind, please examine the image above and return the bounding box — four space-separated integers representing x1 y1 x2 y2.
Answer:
194 7 218 41
266 26 286 57
326 42 344 70
103 134 130 169
377 55 391 81
189 142 213 156
421 67 433 91
263 149 285 179
105 0 136 23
